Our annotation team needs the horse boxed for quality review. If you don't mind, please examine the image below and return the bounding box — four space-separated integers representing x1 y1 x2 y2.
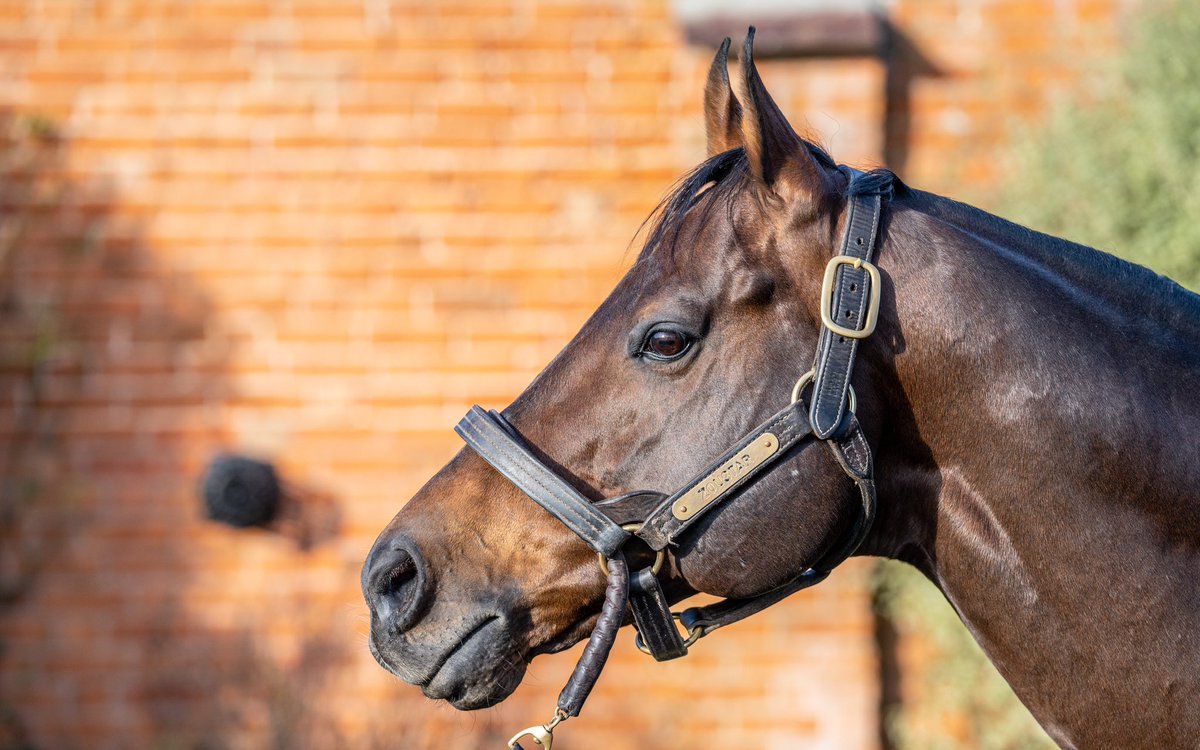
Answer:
362 29 1200 749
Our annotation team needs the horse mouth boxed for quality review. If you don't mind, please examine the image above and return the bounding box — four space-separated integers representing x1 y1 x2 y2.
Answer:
373 614 526 710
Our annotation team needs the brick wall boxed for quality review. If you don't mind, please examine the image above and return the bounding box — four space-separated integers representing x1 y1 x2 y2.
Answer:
0 2 1133 748
888 0 1139 195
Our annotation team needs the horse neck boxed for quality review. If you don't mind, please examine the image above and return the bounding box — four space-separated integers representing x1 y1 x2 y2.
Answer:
858 190 1200 746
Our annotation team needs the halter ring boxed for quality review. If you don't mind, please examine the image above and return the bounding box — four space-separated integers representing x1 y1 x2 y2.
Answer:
790 368 857 413
598 523 664 577
634 612 703 656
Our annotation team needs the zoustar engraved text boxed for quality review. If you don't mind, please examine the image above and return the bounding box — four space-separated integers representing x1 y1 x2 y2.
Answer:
672 433 779 520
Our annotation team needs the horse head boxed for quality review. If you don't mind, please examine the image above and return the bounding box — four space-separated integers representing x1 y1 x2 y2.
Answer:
362 31 885 713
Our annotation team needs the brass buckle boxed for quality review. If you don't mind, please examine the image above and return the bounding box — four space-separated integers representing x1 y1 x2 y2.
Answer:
597 523 664 577
634 612 703 656
819 256 881 339
789 368 857 413
507 710 565 749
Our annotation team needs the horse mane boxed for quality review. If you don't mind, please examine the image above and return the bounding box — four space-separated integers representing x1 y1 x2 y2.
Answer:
903 189 1200 340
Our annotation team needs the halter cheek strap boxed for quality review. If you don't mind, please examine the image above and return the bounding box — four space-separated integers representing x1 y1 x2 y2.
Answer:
459 166 891 749
810 167 890 438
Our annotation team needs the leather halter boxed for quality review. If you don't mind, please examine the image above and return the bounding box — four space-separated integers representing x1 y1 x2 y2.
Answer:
456 167 891 749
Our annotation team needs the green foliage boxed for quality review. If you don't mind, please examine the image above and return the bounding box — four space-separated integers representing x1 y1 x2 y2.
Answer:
999 0 1200 290
17 114 58 143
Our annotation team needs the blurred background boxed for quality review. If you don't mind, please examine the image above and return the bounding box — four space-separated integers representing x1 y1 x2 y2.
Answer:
1 0 1197 748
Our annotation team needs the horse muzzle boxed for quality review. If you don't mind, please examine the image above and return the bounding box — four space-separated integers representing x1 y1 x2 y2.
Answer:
363 532 528 709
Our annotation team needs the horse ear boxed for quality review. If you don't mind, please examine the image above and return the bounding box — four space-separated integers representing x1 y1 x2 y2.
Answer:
704 38 743 156
739 27 820 192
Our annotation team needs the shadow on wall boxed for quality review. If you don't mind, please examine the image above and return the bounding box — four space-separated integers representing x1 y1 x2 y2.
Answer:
882 22 943 175
0 109 377 749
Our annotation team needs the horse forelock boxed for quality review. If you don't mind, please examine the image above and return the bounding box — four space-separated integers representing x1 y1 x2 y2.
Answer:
634 148 748 269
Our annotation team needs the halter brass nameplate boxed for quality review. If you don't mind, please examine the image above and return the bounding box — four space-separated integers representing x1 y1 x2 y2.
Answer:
672 433 779 521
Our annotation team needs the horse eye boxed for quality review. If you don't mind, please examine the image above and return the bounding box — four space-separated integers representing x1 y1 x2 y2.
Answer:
642 328 692 360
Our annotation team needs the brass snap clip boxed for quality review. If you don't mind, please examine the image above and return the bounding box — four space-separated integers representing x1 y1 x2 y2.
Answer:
507 710 565 750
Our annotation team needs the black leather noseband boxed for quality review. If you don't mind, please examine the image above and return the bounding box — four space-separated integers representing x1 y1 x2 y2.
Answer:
457 167 891 749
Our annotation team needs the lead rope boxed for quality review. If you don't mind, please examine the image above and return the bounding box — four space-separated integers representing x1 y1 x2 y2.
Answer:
507 554 629 750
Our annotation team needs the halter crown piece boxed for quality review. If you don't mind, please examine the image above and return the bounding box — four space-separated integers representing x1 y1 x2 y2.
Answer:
456 167 890 749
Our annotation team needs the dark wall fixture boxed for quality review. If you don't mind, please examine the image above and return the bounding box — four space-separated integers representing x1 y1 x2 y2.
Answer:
201 454 282 528
679 7 885 58
200 453 341 550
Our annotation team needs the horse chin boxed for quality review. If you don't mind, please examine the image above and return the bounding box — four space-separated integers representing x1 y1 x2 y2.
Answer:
371 616 527 711
430 657 526 711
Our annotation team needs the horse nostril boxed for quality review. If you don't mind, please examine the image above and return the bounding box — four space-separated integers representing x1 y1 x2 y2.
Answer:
364 538 429 633
379 558 415 611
